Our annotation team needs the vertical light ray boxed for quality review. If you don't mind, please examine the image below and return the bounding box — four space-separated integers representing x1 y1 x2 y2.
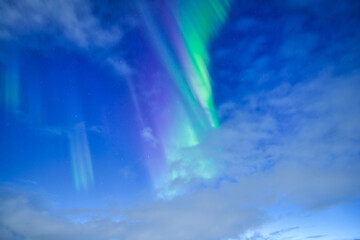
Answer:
68 122 94 190
2 63 20 116
108 59 146 127
136 0 231 198
126 76 145 127
172 0 231 127
137 2 210 130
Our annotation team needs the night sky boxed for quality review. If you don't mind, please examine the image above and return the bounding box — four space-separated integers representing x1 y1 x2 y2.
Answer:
0 0 360 239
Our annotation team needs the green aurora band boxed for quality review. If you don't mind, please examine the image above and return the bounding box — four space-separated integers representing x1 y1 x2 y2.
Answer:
138 0 231 198
174 0 230 128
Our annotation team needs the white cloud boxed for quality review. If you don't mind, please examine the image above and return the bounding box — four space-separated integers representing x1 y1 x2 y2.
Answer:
159 70 360 193
107 57 134 78
1 148 359 240
0 186 123 240
0 0 121 48
141 127 158 146
196 70 360 184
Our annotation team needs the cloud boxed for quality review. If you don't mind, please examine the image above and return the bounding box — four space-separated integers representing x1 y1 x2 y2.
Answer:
280 33 318 58
140 127 158 146
305 236 325 239
156 69 360 199
237 230 327 240
0 183 259 240
0 0 122 48
1 148 359 240
107 57 134 78
0 1 359 240
0 185 123 240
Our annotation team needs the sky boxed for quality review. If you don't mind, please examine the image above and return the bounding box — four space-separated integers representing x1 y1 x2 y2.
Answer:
0 0 360 239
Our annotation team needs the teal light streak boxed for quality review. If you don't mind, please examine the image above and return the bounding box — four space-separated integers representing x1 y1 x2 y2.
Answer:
69 122 94 191
2 64 20 115
174 0 231 128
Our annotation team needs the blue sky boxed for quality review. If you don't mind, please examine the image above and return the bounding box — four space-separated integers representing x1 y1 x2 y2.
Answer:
0 0 360 239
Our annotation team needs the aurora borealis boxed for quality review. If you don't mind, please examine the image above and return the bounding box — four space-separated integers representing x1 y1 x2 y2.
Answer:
1 0 360 239
136 0 231 197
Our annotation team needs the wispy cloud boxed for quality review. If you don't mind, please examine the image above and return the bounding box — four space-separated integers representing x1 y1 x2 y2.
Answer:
156 69 360 199
0 0 122 48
